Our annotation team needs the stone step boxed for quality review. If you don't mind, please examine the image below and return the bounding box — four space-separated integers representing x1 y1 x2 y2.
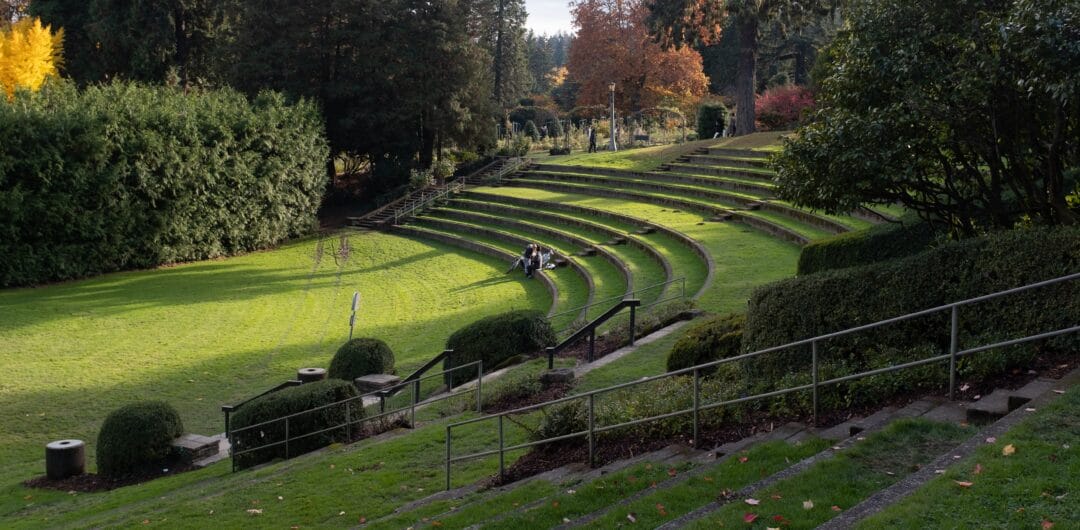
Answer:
921 400 969 424
604 236 627 246
192 435 230 468
575 247 598 257
714 422 807 456
848 406 900 436
634 226 656 234
744 201 763 211
966 389 1013 423
709 213 734 222
1007 378 1056 410
173 433 220 462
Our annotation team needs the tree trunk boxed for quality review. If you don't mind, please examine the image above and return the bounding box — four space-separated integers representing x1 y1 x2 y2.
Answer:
735 15 757 136
493 0 505 106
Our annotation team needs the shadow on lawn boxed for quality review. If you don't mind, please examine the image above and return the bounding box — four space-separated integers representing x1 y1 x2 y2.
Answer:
0 236 538 333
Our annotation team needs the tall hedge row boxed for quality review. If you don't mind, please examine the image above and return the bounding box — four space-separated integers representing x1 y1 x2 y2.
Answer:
0 81 328 287
744 227 1080 382
796 214 937 276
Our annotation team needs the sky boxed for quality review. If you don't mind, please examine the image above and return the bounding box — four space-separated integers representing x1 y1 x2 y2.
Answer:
525 0 574 35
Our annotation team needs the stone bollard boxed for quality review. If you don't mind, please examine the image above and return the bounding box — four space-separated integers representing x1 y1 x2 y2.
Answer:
297 367 327 383
45 439 85 480
540 368 575 389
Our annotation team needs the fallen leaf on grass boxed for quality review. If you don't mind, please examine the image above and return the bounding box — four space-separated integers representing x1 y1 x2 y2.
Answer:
431 521 443 527
745 498 761 505
954 481 974 488
744 512 758 523
562 518 570 523
1042 520 1054 529
771 494 782 500
627 513 637 523
566 489 576 495
803 500 814 510
703 476 714 482
656 503 668 516
142 520 150 525
359 516 366 524
960 383 970 392
832 505 842 512
246 509 262 516
552 501 559 508
1053 390 1065 394
738 456 748 463
1025 408 1037 412
668 468 678 477
1003 444 1016 456
773 515 790 524
974 464 983 475
986 437 997 444
338 511 346 516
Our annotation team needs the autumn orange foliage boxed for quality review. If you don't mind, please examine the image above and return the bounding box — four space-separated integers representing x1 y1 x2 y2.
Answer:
567 0 708 115
0 17 64 99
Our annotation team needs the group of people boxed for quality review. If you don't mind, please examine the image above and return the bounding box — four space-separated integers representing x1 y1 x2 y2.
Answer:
508 243 550 279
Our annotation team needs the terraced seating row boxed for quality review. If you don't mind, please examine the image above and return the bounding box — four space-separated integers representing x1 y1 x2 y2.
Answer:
415 211 626 322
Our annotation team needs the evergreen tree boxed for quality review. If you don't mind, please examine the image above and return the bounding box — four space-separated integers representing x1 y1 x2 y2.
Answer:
464 0 531 109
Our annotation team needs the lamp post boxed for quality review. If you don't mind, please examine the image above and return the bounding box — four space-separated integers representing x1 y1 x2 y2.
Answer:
609 82 617 152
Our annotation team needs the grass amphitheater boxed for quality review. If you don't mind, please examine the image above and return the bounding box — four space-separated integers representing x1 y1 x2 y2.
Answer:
2 133 1076 529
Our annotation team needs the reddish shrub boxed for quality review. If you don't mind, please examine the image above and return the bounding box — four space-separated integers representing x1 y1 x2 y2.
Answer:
755 85 815 130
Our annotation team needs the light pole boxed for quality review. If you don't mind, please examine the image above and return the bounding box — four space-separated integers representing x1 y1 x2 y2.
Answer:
609 82 617 152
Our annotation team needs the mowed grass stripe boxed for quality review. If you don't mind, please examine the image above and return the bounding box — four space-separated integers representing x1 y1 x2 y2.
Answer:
405 221 589 330
468 187 710 303
448 198 670 302
472 186 799 314
417 212 626 320
0 232 548 502
511 177 836 241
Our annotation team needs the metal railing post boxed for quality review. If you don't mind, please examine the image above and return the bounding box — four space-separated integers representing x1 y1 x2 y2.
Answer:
629 304 637 346
589 328 596 362
949 306 959 400
498 415 505 480
546 346 556 369
587 394 596 468
345 401 351 441
380 394 386 414
445 425 452 491
284 417 290 459
476 361 483 412
692 369 700 448
811 340 819 426
412 380 420 428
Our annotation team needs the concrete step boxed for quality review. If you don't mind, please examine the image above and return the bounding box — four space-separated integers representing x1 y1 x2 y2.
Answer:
966 389 1013 423
173 433 223 466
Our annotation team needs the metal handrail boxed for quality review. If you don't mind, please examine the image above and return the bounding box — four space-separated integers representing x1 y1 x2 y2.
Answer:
230 360 484 471
221 380 304 438
444 272 1079 489
393 181 466 225
546 299 642 368
377 349 456 402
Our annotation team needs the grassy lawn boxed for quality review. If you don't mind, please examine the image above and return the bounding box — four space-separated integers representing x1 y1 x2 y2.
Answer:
0 231 549 517
859 387 1079 529
472 185 800 313
448 199 670 300
586 438 832 528
540 139 722 172
686 418 973 529
405 222 589 331
419 210 629 320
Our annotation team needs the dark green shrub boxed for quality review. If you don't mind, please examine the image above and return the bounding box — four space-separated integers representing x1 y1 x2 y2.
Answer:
696 101 727 139
329 338 395 381
744 227 1080 386
524 120 540 141
229 379 362 469
666 313 745 373
443 310 556 387
0 81 328 287
533 401 587 443
96 401 184 477
797 214 937 275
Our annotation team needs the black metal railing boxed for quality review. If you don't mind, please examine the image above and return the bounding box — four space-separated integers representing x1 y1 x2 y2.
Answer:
546 298 642 368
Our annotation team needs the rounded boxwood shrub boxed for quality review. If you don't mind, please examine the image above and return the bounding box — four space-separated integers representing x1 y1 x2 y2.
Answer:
96 401 184 478
230 379 362 470
329 338 395 381
666 313 745 374
443 309 556 387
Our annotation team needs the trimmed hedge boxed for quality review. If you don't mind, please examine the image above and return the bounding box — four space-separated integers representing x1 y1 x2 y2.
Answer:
666 313 745 374
229 379 362 469
96 401 184 478
443 310 556 387
0 81 328 287
797 214 937 275
744 227 1080 390
329 338 395 381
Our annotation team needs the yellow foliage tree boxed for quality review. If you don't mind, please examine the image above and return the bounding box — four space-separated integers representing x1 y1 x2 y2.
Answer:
0 17 64 99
